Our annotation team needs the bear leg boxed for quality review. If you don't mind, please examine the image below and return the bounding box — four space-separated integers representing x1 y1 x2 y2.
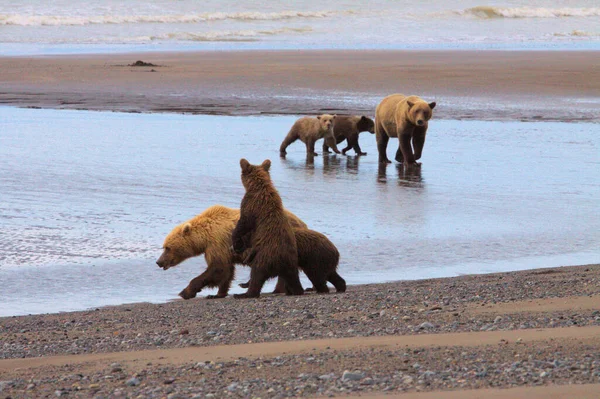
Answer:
179 270 215 299
280 132 298 156
376 132 391 164
341 140 353 155
278 267 304 296
272 277 286 294
328 272 347 293
412 128 426 161
207 266 234 299
234 266 269 299
302 267 330 294
305 139 318 156
395 145 404 163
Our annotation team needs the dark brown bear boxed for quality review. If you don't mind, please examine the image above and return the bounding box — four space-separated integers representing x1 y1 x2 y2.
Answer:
323 115 375 156
231 158 304 298
240 228 346 294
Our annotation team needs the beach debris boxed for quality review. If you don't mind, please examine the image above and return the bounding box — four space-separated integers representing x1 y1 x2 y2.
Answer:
128 60 157 67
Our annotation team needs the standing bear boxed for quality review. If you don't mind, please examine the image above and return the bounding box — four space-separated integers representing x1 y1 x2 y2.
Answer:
280 114 339 157
323 115 375 156
156 205 345 299
231 158 304 298
375 94 436 165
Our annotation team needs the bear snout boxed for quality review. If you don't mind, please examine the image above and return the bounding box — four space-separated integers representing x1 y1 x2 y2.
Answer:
416 120 424 126
156 259 169 270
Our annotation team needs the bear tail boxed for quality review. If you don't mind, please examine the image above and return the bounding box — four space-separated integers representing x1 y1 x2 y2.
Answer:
328 272 347 293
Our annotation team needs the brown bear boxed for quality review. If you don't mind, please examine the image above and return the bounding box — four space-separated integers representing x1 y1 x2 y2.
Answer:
280 114 339 156
322 115 375 156
375 94 436 165
239 228 346 293
231 158 303 298
156 205 346 299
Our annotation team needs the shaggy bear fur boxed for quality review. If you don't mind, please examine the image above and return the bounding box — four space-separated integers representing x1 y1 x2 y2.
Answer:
280 114 339 156
240 228 346 293
375 94 436 165
231 158 303 298
323 115 375 156
156 205 307 299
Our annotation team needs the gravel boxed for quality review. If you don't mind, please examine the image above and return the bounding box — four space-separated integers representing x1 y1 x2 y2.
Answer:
1 264 598 361
3 340 600 398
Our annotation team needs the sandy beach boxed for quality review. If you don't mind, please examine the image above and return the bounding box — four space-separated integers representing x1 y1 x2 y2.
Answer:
1 264 600 398
1 50 599 121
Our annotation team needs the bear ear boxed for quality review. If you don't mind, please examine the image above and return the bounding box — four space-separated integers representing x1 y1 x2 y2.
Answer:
428 102 436 110
240 158 251 172
407 100 415 109
332 114 337 119
316 115 322 120
360 115 368 121
182 223 192 236
261 159 271 172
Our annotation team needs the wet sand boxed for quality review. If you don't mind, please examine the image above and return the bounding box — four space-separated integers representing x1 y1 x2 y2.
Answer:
1 264 600 398
1 50 599 121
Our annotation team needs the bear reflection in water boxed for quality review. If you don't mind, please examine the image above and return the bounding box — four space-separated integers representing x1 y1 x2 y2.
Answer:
378 163 424 188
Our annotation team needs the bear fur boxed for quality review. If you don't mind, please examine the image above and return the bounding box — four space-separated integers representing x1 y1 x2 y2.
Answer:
156 205 346 298
239 228 346 293
231 158 303 298
280 114 339 156
375 94 436 165
323 115 375 156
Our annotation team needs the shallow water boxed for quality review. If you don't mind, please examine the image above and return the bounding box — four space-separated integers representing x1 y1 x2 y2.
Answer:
0 107 599 316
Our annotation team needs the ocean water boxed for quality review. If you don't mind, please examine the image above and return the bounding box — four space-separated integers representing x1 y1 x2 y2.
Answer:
1 0 600 54
0 107 599 316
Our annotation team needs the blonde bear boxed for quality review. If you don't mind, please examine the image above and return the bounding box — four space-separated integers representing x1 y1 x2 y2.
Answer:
375 94 436 165
280 114 339 156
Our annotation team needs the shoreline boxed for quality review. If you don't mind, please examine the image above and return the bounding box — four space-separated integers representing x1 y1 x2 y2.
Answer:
1 49 599 122
1 263 600 397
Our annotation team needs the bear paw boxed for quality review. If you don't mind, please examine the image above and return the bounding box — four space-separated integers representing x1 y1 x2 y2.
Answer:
206 294 226 299
179 288 197 300
233 293 259 299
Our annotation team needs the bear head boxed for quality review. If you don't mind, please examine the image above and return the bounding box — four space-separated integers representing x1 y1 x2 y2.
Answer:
316 114 336 132
357 115 375 134
240 158 272 191
156 222 197 270
407 100 436 127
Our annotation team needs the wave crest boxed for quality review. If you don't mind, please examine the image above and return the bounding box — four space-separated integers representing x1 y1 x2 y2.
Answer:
0 10 334 26
151 27 313 42
461 6 600 19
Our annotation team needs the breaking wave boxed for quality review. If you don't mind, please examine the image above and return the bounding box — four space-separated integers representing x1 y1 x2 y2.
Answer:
149 27 313 42
0 10 335 26
554 30 600 37
460 6 600 19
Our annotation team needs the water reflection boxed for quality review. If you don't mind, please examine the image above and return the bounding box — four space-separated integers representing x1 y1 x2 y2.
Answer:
377 163 424 188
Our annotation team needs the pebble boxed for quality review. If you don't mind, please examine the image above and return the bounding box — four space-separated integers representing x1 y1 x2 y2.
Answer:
419 322 435 329
227 382 238 391
342 370 364 381
126 377 140 386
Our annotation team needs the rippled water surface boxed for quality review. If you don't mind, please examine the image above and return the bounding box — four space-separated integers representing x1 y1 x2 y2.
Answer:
0 107 598 316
